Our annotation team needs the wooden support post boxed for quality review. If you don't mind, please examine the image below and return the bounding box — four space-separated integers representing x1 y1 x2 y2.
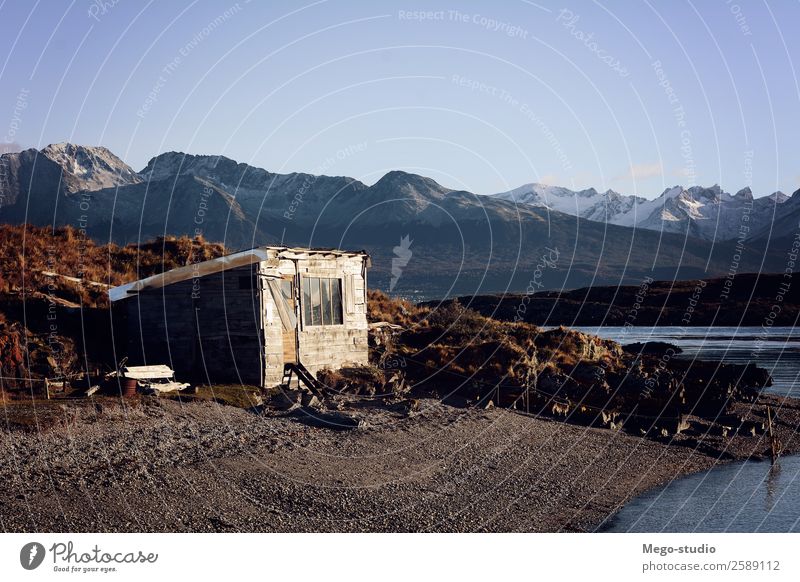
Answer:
767 406 780 463
44 378 51 400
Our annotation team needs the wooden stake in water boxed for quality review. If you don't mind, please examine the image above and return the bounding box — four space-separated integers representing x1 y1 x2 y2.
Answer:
767 406 780 463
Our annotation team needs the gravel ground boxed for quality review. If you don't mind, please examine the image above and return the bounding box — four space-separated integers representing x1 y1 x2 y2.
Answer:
1 394 799 533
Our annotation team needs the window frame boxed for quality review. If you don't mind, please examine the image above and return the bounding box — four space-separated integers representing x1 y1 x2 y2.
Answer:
301 276 344 328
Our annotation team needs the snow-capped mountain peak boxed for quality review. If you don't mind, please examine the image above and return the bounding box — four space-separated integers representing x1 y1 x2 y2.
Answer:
494 183 644 223
40 143 141 192
491 181 791 241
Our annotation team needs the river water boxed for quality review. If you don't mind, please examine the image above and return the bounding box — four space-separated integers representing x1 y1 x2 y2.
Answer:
578 326 800 532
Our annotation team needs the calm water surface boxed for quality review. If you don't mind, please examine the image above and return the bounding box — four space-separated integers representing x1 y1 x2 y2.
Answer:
575 326 800 397
578 326 800 532
600 457 800 532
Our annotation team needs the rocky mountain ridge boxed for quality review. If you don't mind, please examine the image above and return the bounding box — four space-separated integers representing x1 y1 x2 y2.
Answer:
492 182 794 241
0 144 794 296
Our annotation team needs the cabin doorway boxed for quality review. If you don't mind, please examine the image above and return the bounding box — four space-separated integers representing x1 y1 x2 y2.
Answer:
280 276 298 364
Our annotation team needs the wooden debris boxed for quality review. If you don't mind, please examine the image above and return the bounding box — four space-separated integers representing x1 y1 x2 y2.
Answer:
116 365 190 394
37 270 111 289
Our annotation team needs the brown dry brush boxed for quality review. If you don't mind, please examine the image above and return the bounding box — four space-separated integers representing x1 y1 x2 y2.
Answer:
0 224 226 308
316 365 409 398
363 292 772 435
0 224 227 386
0 316 26 392
366 289 422 327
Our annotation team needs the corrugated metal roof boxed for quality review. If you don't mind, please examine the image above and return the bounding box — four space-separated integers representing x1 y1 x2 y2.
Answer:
108 245 369 302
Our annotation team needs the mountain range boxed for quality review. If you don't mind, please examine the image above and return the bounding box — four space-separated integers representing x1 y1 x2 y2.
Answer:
1 143 796 298
492 183 792 241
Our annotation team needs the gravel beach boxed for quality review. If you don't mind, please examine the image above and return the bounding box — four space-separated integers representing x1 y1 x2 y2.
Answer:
2 394 799 533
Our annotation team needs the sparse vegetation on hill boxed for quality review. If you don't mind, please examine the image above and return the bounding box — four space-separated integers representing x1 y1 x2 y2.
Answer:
0 224 227 384
366 290 421 327
366 292 773 438
0 226 780 444
0 224 226 307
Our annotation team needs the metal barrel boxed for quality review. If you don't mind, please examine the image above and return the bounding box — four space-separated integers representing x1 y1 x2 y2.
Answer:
121 378 138 398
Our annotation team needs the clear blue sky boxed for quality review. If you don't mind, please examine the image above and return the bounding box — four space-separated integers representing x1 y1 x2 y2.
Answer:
1 0 798 198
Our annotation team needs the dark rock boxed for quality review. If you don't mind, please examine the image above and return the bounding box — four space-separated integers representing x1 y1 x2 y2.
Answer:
622 341 683 356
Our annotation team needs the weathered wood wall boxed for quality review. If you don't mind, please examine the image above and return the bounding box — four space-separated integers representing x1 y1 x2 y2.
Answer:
260 254 369 385
125 264 263 386
293 254 369 379
122 249 370 388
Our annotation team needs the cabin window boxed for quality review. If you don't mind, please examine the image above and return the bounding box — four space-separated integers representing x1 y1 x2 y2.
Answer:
280 279 293 303
302 277 343 326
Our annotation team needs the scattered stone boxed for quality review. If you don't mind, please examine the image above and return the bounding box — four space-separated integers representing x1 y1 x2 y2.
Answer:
301 394 323 410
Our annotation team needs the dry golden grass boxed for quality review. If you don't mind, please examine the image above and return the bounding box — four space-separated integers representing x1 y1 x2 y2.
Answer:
0 224 228 383
367 289 425 326
0 224 227 307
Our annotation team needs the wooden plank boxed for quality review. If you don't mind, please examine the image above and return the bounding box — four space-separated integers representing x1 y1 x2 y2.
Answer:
345 274 356 314
122 365 175 379
266 279 296 331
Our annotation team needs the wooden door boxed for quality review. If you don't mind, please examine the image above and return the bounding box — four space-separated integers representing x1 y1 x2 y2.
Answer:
279 276 298 364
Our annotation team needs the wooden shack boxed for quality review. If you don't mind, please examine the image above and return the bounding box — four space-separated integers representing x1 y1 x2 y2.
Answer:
109 246 370 387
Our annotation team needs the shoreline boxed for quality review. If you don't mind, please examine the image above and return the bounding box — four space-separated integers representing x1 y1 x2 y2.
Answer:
433 273 800 328
2 394 798 533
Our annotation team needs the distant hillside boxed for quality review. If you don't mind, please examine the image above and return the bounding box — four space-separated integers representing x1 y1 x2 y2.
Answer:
1 144 796 298
436 273 800 327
